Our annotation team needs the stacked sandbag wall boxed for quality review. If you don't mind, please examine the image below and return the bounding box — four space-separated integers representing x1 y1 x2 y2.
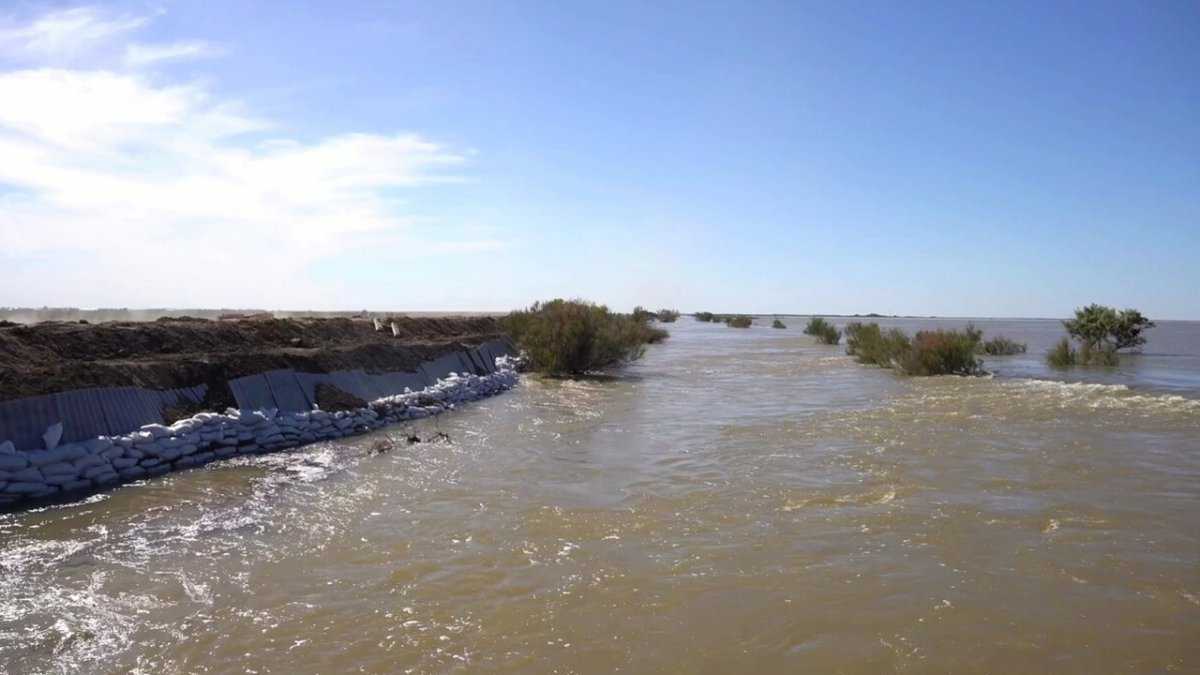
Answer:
0 343 519 511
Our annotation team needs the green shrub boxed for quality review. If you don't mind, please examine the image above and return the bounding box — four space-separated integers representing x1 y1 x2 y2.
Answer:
500 299 667 376
845 322 909 367
772 319 787 329
1046 337 1119 367
980 336 1027 355
631 306 655 323
803 317 841 345
846 323 984 375
900 329 984 376
1064 304 1155 352
1080 341 1118 366
1047 337 1077 367
694 312 716 322
725 315 753 328
656 309 681 323
1046 304 1153 367
964 323 983 344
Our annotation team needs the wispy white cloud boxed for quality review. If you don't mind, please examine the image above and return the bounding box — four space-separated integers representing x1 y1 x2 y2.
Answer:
0 6 146 62
0 6 495 308
123 40 222 67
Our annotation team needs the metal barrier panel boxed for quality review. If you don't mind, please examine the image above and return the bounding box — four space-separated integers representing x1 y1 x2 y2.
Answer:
228 374 277 411
327 370 375 401
421 352 472 383
98 387 165 438
0 394 62 450
264 370 310 412
50 390 110 443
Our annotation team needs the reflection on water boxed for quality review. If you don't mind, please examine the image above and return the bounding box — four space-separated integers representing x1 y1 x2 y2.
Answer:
2 318 1198 673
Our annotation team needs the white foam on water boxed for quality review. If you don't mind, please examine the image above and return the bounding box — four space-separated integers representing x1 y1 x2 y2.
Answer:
1004 378 1200 414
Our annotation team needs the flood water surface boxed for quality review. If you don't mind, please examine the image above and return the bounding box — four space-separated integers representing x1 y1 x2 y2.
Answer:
2 318 1198 673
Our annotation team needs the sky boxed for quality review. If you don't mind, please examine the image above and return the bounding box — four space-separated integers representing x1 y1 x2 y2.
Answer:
0 1 1196 318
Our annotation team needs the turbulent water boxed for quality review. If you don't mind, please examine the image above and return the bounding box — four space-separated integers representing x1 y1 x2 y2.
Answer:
2 318 1198 673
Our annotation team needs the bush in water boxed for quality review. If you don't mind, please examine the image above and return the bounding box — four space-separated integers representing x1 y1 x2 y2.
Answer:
1047 337 1077 367
845 322 910 368
657 309 681 323
845 322 983 376
725 315 753 328
1046 304 1152 367
772 319 787 329
980 336 1027 355
501 299 668 376
901 329 984 376
1064 304 1155 352
694 312 716 322
632 306 656 323
803 317 841 345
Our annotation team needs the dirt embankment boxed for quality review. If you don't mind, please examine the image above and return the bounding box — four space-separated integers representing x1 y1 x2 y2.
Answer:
0 316 507 407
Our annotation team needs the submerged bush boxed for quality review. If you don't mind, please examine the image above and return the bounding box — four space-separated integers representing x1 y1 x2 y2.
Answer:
803 317 841 345
632 306 656 323
500 299 667 376
1046 304 1152 367
694 312 716 322
772 319 787 329
845 322 909 367
1079 341 1119 366
1046 337 1077 367
845 322 984 376
900 330 984 376
980 336 1027 355
656 309 681 323
725 315 753 328
1064 304 1155 352
1050 340 1119 367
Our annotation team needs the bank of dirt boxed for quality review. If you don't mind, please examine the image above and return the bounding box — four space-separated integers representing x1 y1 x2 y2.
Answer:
0 316 507 407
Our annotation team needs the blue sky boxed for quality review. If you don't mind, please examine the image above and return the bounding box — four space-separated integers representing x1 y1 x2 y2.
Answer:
0 2 1196 318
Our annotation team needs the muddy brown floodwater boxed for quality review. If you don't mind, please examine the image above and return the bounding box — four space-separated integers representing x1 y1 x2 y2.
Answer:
1 318 1198 673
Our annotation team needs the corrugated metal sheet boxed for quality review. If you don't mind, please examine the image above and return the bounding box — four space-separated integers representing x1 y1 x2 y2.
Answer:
264 370 310 412
228 374 277 411
0 394 62 450
97 387 164 437
50 389 109 443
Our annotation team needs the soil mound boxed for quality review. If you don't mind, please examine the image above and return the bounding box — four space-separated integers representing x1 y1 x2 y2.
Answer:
0 316 506 403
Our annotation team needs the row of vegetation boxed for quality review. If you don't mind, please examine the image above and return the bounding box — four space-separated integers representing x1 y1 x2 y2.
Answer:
502 300 1152 378
501 299 668 376
633 306 682 323
693 312 755 328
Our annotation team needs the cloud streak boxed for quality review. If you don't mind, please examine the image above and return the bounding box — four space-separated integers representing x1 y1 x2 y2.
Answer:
0 6 146 62
0 6 493 308
123 40 223 67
